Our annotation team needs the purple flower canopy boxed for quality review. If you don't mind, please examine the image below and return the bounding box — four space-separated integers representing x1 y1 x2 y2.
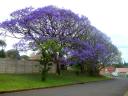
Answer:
65 41 110 63
0 6 90 40
0 5 121 65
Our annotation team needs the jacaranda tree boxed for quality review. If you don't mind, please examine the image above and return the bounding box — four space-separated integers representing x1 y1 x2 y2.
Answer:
63 26 122 76
0 5 122 80
0 6 90 80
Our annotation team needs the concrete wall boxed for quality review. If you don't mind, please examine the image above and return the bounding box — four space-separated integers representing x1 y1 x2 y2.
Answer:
0 58 40 73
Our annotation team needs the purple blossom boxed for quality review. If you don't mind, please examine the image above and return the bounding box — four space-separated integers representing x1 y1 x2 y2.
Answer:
0 5 121 66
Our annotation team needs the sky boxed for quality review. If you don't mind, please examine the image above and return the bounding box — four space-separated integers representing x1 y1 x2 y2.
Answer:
0 0 128 62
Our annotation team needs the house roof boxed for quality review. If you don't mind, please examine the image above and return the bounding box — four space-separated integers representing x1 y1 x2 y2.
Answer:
116 68 128 73
106 66 115 72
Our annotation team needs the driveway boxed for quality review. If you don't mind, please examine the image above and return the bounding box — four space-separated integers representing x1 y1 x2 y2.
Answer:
0 79 128 96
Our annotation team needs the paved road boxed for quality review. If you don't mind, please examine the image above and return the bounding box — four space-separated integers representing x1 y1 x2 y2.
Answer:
1 79 128 96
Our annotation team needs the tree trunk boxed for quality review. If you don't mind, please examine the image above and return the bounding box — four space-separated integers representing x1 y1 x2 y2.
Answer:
54 53 61 75
41 63 47 81
56 60 61 75
80 64 84 74
41 69 46 81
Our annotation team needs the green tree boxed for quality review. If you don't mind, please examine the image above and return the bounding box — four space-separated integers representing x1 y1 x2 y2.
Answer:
20 55 29 60
0 40 6 50
0 40 6 58
38 39 63 81
6 49 20 59
0 49 6 58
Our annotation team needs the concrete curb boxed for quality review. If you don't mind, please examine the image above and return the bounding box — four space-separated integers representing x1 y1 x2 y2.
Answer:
0 78 113 94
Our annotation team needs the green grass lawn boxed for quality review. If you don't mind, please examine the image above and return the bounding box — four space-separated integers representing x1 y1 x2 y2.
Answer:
0 71 109 92
124 91 128 96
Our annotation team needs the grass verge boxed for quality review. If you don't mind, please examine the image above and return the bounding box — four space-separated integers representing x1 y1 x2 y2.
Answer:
0 71 109 92
124 91 128 96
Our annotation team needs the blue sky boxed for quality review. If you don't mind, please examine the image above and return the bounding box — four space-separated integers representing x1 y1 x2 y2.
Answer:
0 0 128 62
